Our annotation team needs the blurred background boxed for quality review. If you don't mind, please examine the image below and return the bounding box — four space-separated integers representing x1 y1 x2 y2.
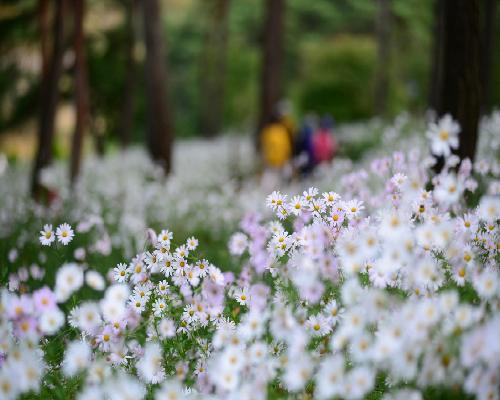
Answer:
0 0 498 168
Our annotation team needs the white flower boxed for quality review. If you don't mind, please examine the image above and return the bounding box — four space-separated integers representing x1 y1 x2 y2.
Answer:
137 342 165 384
0 368 19 399
39 224 55 246
427 114 460 157
208 265 225 286
266 190 287 211
283 354 313 392
85 270 105 291
186 236 198 250
39 308 65 335
315 355 344 400
158 318 176 339
153 299 167 316
346 366 376 399
56 223 74 245
74 302 102 334
106 373 146 400
55 263 84 302
228 232 248 256
234 286 250 306
306 314 331 336
154 379 186 400
289 195 306 216
478 196 500 221
113 263 129 283
434 174 462 206
62 340 92 376
473 269 498 299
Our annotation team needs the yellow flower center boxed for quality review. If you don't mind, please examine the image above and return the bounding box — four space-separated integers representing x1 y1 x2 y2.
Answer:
439 130 449 141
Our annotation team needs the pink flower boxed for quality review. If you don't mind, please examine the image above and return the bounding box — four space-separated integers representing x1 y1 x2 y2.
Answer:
97 325 116 352
33 286 56 312
8 295 33 319
14 316 38 338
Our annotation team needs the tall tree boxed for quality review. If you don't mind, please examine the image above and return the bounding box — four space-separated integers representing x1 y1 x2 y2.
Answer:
69 0 89 185
199 0 231 137
373 0 392 116
31 0 66 198
257 0 285 146
119 0 138 148
141 0 174 173
428 0 444 111
480 0 498 115
38 0 51 80
433 0 481 163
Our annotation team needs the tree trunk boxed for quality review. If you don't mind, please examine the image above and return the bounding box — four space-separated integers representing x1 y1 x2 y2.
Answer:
256 0 285 146
374 0 391 116
435 0 481 163
69 0 89 185
480 0 497 115
31 0 66 198
141 0 174 174
429 0 444 111
38 0 50 80
119 0 138 148
199 0 231 137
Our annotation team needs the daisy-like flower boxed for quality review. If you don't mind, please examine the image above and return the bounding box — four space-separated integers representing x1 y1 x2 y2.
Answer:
186 236 199 251
276 204 290 220
345 199 365 217
228 233 248 256
182 304 198 324
306 314 331 336
330 210 345 227
130 296 147 314
39 224 55 246
391 173 408 187
157 229 173 245
457 213 478 234
175 245 189 259
322 191 341 207
152 299 167 317
266 191 287 211
427 114 460 157
113 263 129 283
194 259 209 277
309 198 326 217
323 299 343 325
186 267 200 287
234 286 250 306
157 280 170 295
289 195 306 216
303 187 319 203
56 223 74 245
177 319 191 334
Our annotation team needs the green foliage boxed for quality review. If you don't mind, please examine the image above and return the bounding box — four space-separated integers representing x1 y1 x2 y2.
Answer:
294 35 377 121
1 0 500 142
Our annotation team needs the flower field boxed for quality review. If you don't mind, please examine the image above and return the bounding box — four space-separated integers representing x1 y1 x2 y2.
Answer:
1 114 499 400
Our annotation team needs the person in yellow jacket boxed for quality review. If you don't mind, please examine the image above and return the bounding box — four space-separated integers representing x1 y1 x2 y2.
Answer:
261 121 292 168
260 113 294 189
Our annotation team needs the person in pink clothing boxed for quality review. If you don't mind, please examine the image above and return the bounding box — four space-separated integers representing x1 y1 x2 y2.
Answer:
312 115 338 165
